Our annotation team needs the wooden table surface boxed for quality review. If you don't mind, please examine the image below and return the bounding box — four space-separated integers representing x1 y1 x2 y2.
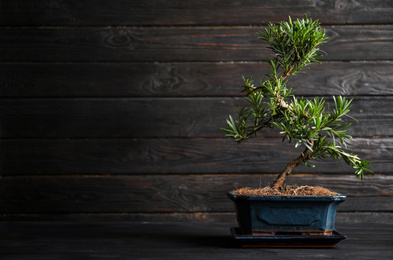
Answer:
0 221 392 259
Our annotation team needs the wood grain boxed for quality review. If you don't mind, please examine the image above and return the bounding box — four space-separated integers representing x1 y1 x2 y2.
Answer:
0 222 392 259
0 26 392 62
0 0 391 222
0 175 391 214
0 138 387 175
0 0 392 26
0 97 390 138
2 212 392 225
1 62 393 97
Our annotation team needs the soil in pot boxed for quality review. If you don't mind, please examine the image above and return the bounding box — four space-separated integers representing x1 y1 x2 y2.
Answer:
233 185 337 196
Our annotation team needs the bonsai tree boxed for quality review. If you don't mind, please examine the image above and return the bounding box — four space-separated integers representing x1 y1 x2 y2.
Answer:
222 15 372 192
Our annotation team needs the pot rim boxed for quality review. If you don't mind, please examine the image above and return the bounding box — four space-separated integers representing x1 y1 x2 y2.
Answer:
227 191 346 201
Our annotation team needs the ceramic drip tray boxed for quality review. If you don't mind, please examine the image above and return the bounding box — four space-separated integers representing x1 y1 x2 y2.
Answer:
230 227 346 248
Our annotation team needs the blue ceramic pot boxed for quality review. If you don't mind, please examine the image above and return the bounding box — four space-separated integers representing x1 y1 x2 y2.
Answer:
228 191 346 235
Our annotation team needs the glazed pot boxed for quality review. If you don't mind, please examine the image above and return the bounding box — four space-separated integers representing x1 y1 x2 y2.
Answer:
228 191 346 235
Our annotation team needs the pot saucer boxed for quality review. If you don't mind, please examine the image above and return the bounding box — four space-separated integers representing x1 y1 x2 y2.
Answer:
230 227 346 248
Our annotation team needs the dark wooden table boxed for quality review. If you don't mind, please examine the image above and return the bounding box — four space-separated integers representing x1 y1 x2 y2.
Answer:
0 221 392 259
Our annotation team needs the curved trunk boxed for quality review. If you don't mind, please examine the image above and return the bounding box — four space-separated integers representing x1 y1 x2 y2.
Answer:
271 143 313 190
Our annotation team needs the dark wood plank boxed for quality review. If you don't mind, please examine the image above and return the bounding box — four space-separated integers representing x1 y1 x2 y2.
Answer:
0 97 390 138
2 212 392 226
0 138 387 175
0 0 392 26
0 26 392 62
1 62 393 97
0 222 392 259
0 175 391 214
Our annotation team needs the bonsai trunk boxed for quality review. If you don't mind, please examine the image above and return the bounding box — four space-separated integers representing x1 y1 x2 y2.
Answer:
271 143 313 190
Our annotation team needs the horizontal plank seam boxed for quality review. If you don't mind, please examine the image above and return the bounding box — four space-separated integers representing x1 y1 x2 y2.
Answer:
1 136 392 141
0 96 390 99
3 212 393 215
2 95 392 100
1 94 392 99
0 173 391 178
2 211 393 216
1 60 393 65
0 59 393 64
2 209 393 214
1 23 393 29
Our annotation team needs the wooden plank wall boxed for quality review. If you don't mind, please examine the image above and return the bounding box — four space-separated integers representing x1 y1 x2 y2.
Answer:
0 0 392 223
